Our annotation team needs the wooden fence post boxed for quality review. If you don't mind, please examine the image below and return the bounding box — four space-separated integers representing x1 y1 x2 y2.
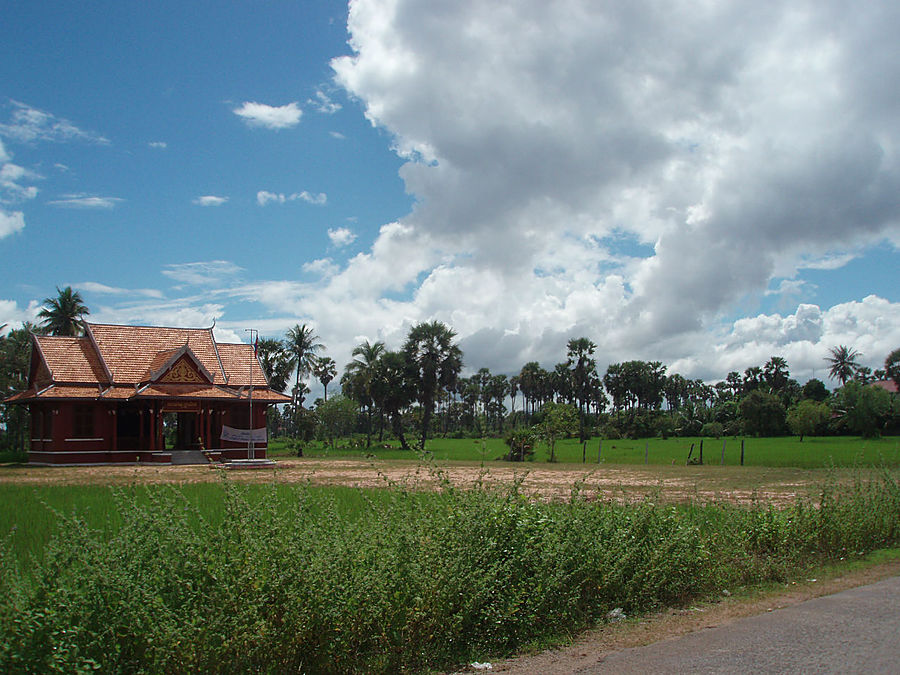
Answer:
699 439 704 465
740 439 745 466
582 441 586 463
686 443 694 464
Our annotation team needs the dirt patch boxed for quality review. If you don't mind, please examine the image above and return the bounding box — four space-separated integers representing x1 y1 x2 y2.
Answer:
0 458 854 505
459 557 900 674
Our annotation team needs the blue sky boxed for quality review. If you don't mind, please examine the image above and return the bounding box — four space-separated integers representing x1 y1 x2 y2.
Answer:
2 0 899 393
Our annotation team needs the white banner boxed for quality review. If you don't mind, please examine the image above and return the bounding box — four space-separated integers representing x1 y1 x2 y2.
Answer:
220 425 268 443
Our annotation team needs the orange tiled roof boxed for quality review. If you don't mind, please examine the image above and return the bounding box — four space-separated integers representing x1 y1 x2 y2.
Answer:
4 322 291 404
10 384 108 400
216 342 270 387
35 335 109 384
237 388 291 401
86 322 226 385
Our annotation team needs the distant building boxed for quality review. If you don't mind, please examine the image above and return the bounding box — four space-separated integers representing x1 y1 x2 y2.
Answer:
4 322 290 465
873 379 898 394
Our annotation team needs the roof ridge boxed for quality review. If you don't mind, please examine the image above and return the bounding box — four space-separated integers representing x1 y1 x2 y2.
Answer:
209 326 228 385
84 320 216 331
31 334 53 382
83 322 113 385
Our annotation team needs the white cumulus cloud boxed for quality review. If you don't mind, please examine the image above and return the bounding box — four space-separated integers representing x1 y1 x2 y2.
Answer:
327 227 357 247
317 0 900 374
0 209 25 239
233 101 302 130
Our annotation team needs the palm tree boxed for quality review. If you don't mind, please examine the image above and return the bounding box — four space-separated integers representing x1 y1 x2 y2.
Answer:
314 357 337 400
884 348 900 388
825 345 861 386
345 340 386 446
567 337 597 441
763 356 790 392
370 350 416 451
285 324 324 407
38 286 89 336
255 338 295 392
403 321 463 450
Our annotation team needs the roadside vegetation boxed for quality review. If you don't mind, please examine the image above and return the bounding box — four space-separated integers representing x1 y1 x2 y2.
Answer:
2 470 900 673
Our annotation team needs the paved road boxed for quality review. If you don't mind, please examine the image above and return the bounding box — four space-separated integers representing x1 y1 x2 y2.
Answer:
589 575 900 674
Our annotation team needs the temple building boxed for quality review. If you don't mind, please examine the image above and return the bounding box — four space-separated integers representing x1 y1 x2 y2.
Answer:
4 322 290 465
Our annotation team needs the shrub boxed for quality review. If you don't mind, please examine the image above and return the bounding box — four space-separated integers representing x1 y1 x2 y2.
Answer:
700 422 724 438
503 428 536 461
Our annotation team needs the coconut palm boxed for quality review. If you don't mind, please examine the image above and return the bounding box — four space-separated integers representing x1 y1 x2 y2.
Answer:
403 321 463 450
825 345 861 386
38 286 89 336
345 340 386 446
285 324 324 407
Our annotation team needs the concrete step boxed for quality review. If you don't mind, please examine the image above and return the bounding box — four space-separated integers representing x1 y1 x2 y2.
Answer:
221 458 277 470
169 450 210 465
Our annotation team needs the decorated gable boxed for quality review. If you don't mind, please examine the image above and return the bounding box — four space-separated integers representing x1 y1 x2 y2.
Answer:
149 344 215 385
157 356 210 384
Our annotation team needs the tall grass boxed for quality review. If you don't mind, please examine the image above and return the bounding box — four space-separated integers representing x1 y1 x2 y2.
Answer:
2 470 900 673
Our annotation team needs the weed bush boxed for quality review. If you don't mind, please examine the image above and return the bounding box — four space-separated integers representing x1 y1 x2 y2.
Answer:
2 470 900 673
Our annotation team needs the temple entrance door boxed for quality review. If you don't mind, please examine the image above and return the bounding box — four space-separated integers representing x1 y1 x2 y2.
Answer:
162 412 201 450
175 412 199 449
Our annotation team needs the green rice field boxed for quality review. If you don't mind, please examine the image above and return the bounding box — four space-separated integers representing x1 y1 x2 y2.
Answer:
270 435 900 468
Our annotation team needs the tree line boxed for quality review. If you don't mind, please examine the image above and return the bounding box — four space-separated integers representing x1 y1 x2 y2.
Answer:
2 286 899 454
261 318 900 449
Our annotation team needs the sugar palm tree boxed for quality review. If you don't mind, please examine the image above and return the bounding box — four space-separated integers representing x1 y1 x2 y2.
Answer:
314 356 337 401
38 286 89 336
285 324 324 407
370 350 416 451
567 337 597 441
403 321 463 450
825 345 861 386
763 356 790 392
255 338 295 392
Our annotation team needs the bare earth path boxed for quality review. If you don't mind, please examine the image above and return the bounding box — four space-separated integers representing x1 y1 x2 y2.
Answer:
0 456 850 505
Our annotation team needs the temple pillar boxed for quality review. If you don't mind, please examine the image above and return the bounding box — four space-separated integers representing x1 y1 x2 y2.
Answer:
110 408 117 452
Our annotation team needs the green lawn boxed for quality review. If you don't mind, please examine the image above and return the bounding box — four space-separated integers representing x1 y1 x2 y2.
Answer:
270 435 900 468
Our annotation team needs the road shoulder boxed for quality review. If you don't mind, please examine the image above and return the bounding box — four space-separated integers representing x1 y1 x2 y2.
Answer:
479 552 900 675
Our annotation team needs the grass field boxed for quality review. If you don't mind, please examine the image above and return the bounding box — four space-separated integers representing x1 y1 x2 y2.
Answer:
271 435 900 468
